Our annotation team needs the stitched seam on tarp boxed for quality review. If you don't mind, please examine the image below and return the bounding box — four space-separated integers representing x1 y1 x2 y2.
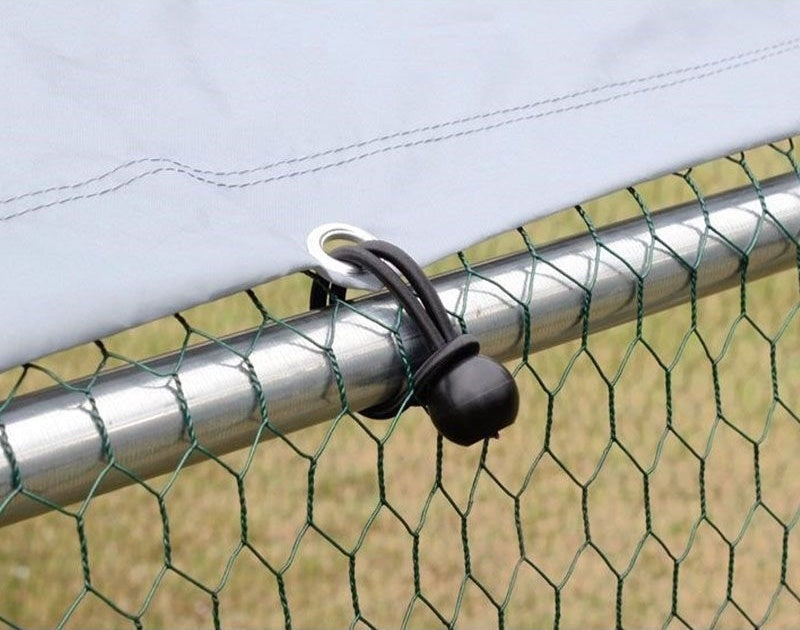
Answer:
2 35 798 208
2 37 798 207
2 39 799 224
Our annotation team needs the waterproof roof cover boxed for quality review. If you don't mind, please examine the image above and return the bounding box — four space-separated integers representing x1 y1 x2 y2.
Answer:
2 2 800 371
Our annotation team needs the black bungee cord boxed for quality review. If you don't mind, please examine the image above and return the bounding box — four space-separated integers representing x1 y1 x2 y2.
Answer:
310 240 518 446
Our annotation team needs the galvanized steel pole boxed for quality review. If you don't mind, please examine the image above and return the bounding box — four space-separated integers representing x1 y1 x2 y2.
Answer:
2 173 799 525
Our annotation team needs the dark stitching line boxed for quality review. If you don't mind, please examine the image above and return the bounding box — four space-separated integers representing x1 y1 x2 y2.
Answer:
2 41 799 224
1 36 798 207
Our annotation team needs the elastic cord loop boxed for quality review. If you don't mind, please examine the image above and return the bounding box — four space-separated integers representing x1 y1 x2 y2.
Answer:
308 241 459 418
330 246 445 351
310 240 457 343
360 241 457 342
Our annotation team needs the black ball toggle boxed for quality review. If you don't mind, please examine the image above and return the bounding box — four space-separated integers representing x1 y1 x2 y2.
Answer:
414 335 519 446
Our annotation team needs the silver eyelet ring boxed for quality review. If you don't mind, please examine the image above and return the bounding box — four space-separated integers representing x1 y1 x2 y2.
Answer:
306 223 384 290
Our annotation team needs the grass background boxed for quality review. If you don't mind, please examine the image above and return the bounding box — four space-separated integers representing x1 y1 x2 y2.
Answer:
1 141 799 628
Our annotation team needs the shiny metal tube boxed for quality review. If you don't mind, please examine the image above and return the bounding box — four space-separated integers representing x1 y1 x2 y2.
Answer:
2 173 800 525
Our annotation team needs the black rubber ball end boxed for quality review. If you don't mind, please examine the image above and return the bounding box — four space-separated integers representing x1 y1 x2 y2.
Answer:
418 354 519 446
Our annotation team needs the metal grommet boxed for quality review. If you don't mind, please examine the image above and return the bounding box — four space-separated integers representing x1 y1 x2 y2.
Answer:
306 223 383 290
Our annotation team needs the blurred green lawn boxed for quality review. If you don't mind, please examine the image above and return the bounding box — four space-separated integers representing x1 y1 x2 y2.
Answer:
1 142 799 628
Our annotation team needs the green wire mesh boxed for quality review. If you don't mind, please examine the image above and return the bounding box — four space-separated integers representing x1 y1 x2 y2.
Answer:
1 140 799 629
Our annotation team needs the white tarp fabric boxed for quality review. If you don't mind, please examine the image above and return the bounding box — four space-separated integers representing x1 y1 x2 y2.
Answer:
2 2 800 371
